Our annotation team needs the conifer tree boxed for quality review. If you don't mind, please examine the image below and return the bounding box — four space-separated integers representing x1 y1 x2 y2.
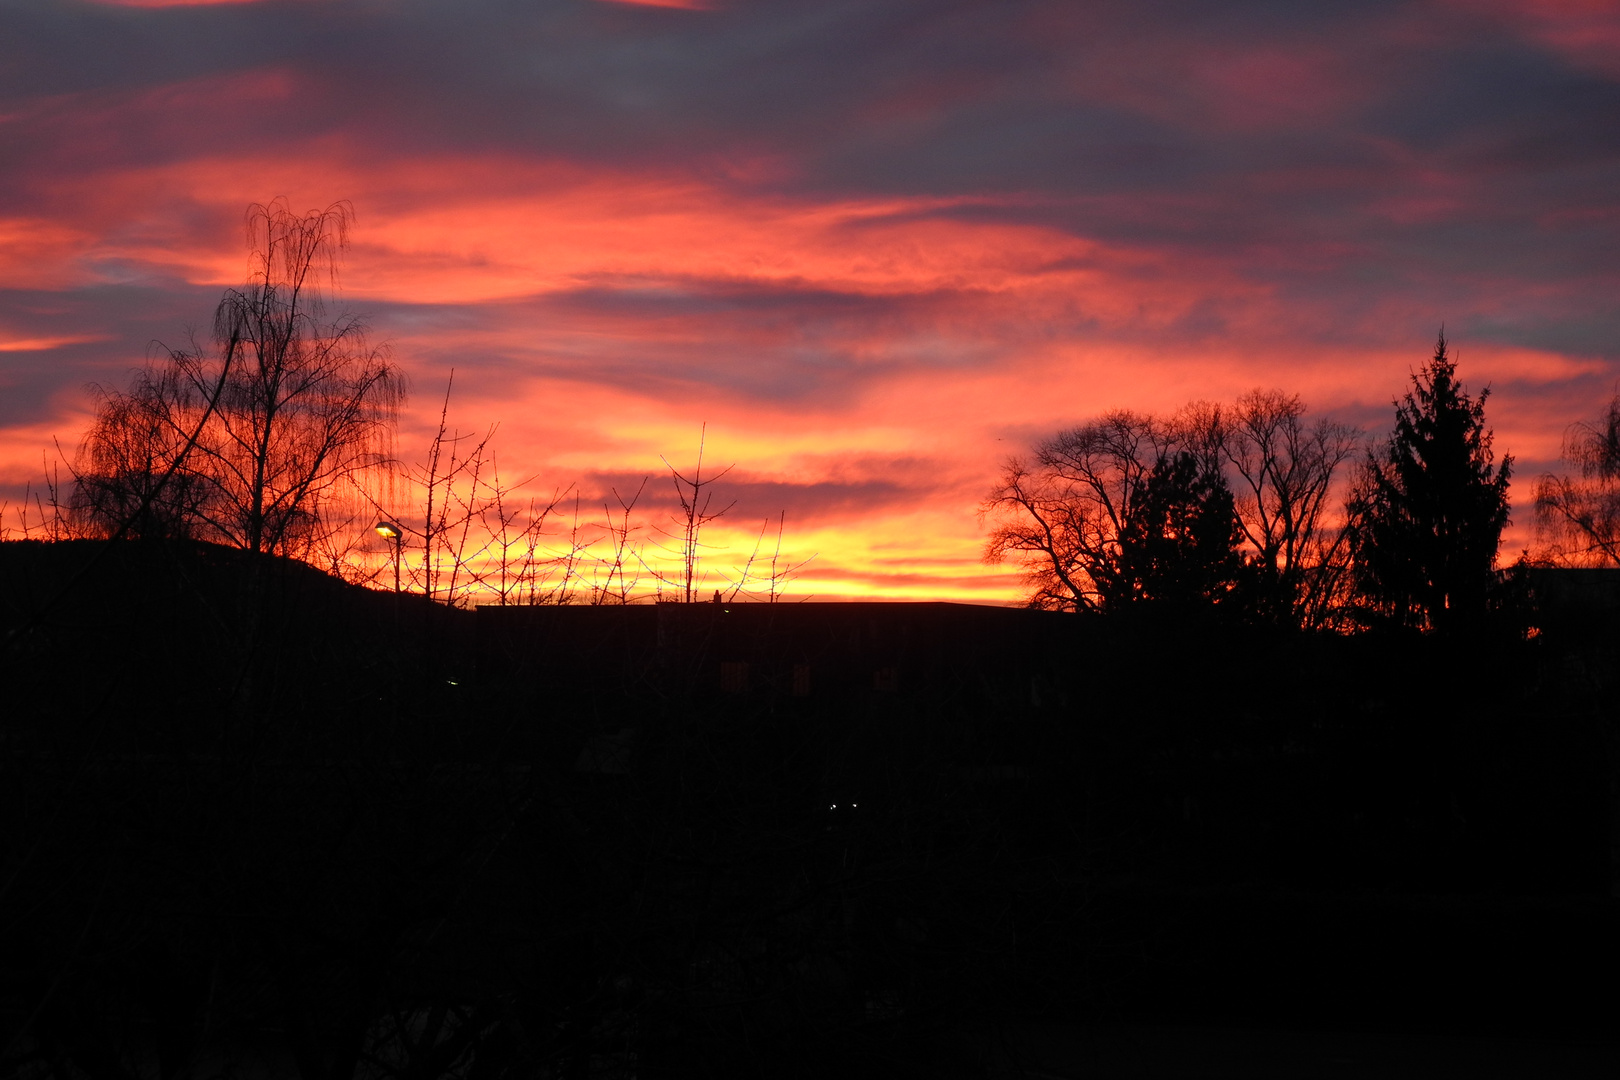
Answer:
1349 333 1512 632
1108 449 1244 611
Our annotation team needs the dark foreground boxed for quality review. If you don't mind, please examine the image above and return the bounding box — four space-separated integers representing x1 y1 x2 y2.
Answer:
1001 1021 1620 1079
2 540 1615 1077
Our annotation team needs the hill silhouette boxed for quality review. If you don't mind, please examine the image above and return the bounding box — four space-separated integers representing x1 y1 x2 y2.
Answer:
1 540 1615 1076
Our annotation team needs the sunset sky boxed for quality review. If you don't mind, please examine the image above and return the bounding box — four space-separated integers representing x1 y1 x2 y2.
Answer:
3 0 1618 600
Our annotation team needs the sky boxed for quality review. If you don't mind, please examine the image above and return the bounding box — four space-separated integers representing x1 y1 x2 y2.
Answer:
2 0 1618 601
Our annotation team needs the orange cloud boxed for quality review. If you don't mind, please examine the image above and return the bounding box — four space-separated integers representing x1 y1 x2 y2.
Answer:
33 149 1272 339
0 334 111 352
0 219 101 291
2 138 1597 600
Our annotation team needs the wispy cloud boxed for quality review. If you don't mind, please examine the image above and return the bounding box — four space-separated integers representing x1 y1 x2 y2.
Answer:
594 0 714 10
0 334 111 352
2 0 1615 593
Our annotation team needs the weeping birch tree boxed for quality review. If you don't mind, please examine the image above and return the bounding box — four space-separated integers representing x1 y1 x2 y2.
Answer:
74 200 404 557
1534 392 1620 566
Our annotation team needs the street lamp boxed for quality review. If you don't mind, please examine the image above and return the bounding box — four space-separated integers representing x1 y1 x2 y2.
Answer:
375 520 404 593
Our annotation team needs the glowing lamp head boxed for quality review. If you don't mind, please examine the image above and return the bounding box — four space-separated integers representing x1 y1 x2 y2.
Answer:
375 520 403 540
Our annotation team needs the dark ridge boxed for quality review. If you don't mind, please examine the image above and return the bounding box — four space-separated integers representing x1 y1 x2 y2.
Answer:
1 542 1615 1077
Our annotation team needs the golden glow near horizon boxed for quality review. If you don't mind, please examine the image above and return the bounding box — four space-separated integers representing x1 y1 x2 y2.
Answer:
0 163 1583 594
3 2 1616 596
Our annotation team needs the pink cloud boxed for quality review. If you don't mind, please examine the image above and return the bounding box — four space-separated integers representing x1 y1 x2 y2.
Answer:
1054 27 1379 134
1441 0 1620 76
4 0 1612 600
0 219 102 290
593 0 712 9
0 334 111 352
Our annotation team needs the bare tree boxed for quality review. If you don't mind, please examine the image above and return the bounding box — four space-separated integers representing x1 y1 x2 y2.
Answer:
70 376 210 541
478 459 573 606
983 410 1173 611
1222 389 1360 626
410 381 497 606
987 395 1360 621
6 456 74 542
367 375 610 608
1535 391 1620 565
761 512 815 601
354 409 804 608
546 493 594 606
588 479 649 605
657 425 735 603
73 200 404 558
720 511 817 602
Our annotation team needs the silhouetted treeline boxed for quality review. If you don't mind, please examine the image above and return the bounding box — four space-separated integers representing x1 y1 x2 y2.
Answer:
986 333 1524 637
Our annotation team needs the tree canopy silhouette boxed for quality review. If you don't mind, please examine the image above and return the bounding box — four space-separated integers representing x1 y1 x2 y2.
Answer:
1221 389 1360 626
984 397 1353 621
73 200 403 557
1109 449 1244 611
983 410 1171 611
1348 333 1512 633
1534 390 1620 565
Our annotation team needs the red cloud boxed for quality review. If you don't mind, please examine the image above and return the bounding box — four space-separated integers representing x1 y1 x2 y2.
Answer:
593 0 712 9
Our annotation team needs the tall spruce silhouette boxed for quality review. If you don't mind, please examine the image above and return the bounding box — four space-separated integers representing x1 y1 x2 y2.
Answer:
1350 333 1512 632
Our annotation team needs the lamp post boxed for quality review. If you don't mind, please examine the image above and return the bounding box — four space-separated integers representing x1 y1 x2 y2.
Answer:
375 520 404 593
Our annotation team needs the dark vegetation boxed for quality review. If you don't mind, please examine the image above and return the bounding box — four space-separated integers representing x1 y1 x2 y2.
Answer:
38 202 803 608
984 334 1522 634
69 201 402 561
2 539 1615 1078
1 204 1615 1075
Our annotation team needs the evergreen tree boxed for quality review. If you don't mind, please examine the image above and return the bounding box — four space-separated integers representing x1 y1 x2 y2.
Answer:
1350 333 1512 633
1106 449 1244 611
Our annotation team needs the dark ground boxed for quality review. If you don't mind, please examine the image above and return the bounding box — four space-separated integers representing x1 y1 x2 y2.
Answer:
1 538 1615 1077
